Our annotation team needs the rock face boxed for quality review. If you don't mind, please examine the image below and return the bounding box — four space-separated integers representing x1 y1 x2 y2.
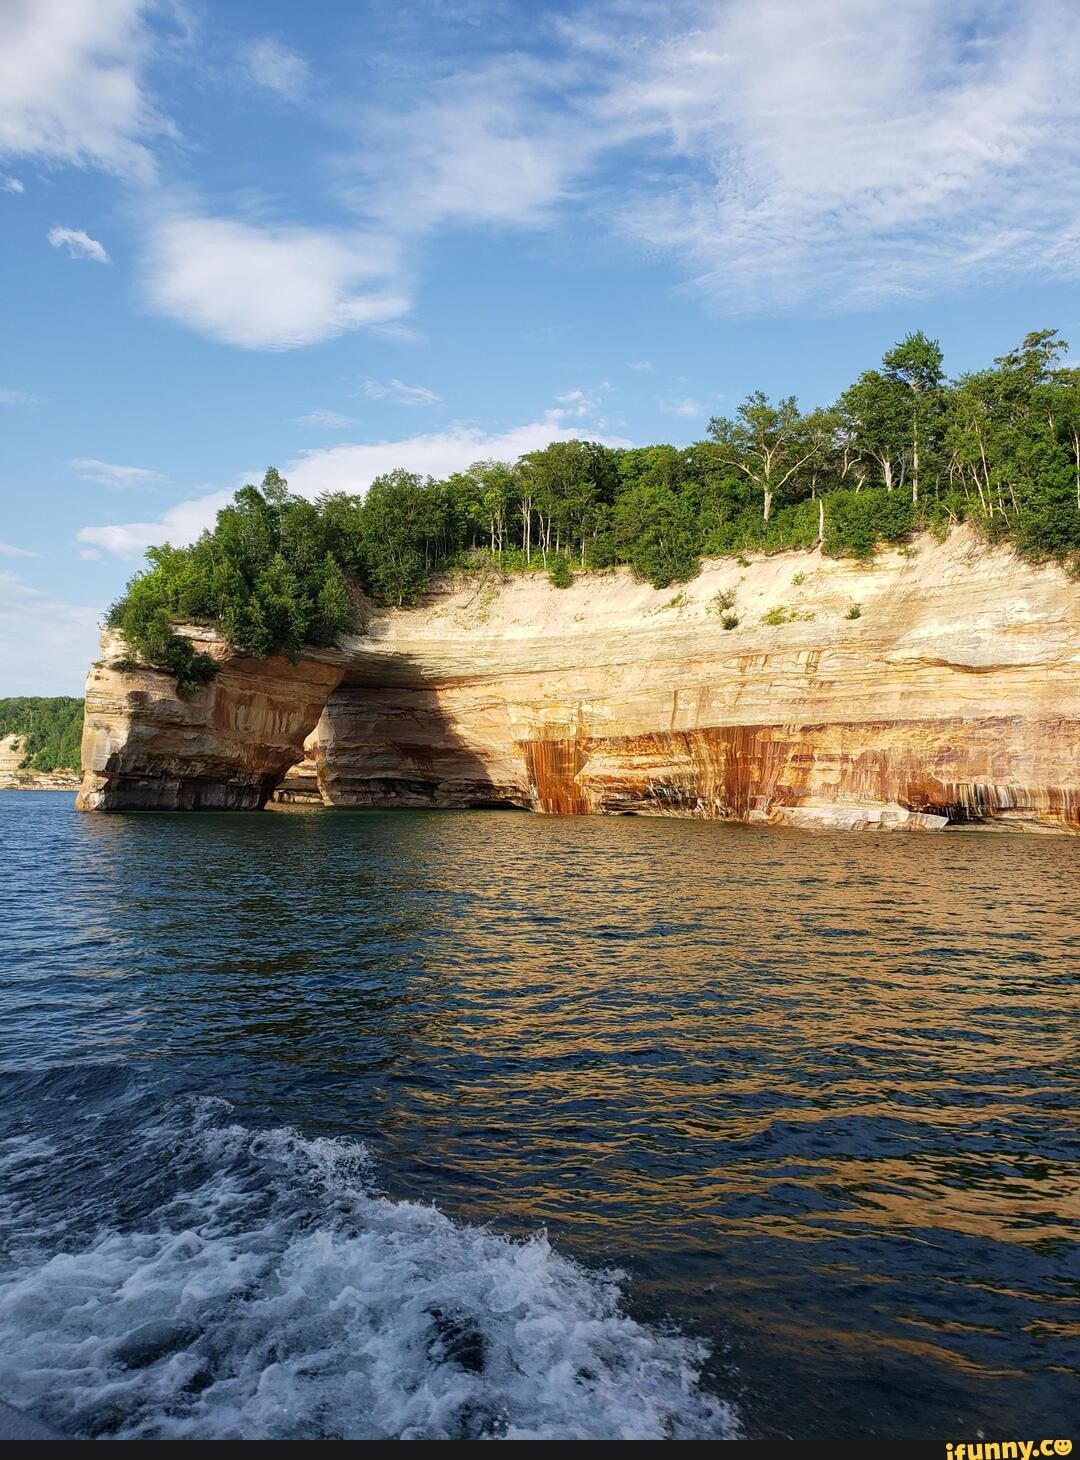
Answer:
0 733 80 792
79 530 1080 830
0 734 25 782
77 632 345 811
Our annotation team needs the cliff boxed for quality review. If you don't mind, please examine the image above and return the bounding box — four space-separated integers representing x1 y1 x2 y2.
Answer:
80 529 1080 831
0 733 80 792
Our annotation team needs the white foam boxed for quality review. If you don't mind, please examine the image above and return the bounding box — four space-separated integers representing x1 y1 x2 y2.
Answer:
0 1100 737 1440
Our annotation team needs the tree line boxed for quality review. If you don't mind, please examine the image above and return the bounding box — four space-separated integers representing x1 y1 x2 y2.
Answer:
0 697 84 771
108 328 1080 690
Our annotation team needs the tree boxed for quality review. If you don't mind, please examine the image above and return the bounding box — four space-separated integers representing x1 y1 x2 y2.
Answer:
360 469 445 605
519 440 618 565
882 331 945 505
707 393 819 522
838 370 908 494
1050 366 1080 513
612 482 700 586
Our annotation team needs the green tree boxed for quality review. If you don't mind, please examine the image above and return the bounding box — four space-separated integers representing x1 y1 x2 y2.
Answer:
707 393 819 522
838 370 909 494
882 331 945 505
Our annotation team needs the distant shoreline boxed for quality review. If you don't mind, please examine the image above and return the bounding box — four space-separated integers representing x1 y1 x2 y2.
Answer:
0 775 79 793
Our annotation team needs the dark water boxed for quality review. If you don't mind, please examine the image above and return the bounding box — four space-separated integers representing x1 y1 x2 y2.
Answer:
0 792 1076 1440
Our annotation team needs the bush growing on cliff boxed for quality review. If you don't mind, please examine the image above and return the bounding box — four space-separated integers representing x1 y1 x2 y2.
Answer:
548 553 573 588
105 326 1080 680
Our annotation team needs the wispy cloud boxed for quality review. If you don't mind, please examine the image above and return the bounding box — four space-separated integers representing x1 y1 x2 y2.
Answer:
627 359 654 372
659 396 704 419
350 57 590 236
0 386 36 406
577 0 1080 309
78 488 233 559
141 211 408 350
0 571 100 695
0 541 40 558
1 174 23 193
297 409 355 430
546 387 602 424
0 0 163 180
359 377 442 407
48 226 110 263
7 0 1080 360
71 458 166 488
244 37 309 100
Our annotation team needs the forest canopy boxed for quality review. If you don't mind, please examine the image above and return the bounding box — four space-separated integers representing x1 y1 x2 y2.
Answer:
108 329 1080 690
0 698 84 771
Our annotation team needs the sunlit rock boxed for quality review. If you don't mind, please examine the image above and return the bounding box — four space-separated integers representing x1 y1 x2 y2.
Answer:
79 529 1080 831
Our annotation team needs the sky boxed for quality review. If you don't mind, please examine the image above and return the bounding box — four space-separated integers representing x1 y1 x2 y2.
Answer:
2 0 1079 694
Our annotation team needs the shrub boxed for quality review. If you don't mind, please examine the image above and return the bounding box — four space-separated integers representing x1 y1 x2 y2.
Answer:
721 612 739 630
548 553 573 588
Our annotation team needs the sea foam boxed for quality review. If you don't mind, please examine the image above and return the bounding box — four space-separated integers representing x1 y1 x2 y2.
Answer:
0 1098 737 1440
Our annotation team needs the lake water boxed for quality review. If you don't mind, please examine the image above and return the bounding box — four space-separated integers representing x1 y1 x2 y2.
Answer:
0 791 1076 1440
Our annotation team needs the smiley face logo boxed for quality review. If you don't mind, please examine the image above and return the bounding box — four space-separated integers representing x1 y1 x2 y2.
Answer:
1053 1443 1072 1456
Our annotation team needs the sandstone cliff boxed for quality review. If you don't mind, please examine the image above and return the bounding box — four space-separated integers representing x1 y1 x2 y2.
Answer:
80 529 1080 831
78 641 345 811
0 733 80 792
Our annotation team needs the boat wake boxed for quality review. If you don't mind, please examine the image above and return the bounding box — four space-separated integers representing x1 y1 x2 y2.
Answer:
0 1091 736 1440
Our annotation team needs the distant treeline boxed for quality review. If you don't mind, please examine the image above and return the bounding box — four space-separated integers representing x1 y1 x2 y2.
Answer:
109 328 1080 690
0 697 83 771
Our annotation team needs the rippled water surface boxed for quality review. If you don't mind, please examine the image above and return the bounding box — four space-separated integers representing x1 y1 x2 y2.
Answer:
0 792 1077 1439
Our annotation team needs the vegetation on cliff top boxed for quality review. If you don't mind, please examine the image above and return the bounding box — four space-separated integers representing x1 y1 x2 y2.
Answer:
0 697 84 771
109 328 1080 689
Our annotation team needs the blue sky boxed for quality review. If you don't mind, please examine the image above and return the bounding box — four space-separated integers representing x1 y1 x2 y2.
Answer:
2 0 1079 693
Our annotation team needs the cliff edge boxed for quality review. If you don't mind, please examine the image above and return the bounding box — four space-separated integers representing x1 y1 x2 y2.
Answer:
78 529 1080 831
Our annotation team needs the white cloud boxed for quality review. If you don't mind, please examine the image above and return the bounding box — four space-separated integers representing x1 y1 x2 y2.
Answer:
0 541 39 558
659 396 704 419
286 419 633 499
78 417 634 558
297 409 355 429
0 0 161 180
1 174 23 193
245 38 309 100
48 226 110 263
141 212 409 350
70 458 166 489
78 488 233 559
0 386 36 405
359 377 442 407
0 571 100 695
579 0 1080 308
353 58 590 236
546 388 601 423
627 359 654 372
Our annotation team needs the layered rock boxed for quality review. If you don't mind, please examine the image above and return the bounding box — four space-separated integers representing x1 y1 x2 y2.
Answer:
79 531 1080 830
0 733 80 792
77 631 345 811
270 740 323 805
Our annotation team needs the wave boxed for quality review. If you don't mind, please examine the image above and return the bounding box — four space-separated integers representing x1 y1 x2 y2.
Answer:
0 1095 737 1440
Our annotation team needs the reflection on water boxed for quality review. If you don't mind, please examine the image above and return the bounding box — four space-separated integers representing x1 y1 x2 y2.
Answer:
0 792 1077 1439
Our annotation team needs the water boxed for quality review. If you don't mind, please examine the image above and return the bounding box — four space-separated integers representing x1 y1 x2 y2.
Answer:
0 792 1076 1440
